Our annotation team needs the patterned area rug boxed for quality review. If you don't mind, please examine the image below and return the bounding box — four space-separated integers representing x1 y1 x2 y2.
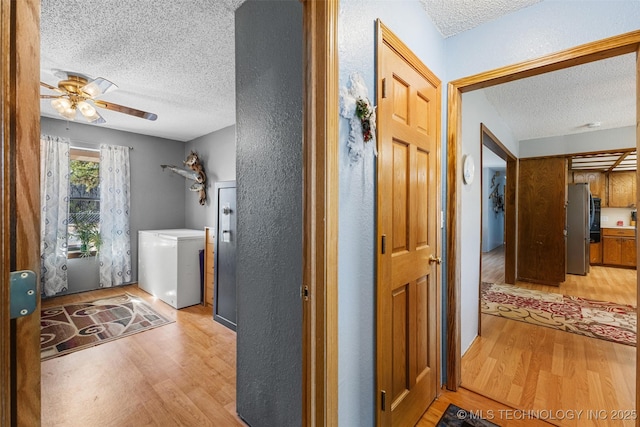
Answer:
437 404 500 426
481 282 637 346
41 293 174 361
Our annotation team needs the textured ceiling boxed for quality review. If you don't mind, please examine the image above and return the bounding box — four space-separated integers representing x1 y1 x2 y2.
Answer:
41 1 635 145
420 0 542 37
40 0 245 142
481 53 637 142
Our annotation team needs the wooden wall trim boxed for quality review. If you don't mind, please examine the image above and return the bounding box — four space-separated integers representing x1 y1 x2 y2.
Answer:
14 0 41 425
446 81 462 390
446 30 640 393
636 42 640 426
1 0 11 423
378 20 441 88
302 0 339 425
480 124 517 286
451 30 640 93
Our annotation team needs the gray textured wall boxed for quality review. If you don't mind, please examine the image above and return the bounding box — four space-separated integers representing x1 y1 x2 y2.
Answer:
184 124 236 230
41 117 186 291
235 1 303 425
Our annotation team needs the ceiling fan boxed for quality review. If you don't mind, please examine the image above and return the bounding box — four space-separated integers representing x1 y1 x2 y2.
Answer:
40 70 157 124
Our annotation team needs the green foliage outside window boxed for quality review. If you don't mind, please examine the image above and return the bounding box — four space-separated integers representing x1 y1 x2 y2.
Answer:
68 158 100 256
70 159 100 192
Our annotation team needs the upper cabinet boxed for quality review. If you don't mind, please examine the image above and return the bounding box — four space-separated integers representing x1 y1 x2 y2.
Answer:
608 171 636 208
572 171 605 200
570 170 636 207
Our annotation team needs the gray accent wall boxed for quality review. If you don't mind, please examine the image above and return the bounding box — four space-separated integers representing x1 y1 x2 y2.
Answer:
41 117 187 289
184 124 236 230
235 1 303 426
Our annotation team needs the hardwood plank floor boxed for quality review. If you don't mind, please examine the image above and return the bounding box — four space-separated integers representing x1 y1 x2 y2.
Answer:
42 260 636 427
41 285 245 427
464 246 638 427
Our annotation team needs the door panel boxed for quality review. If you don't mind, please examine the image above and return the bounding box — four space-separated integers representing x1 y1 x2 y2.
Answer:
392 141 409 252
377 22 441 427
214 182 237 331
517 157 567 284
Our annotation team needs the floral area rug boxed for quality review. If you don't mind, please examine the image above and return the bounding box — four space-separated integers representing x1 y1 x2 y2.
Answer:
41 293 174 361
481 282 636 346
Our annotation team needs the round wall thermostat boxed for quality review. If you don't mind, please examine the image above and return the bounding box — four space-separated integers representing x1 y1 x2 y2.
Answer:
463 155 475 185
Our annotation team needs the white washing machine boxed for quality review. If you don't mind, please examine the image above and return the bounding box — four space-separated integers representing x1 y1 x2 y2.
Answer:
138 229 205 309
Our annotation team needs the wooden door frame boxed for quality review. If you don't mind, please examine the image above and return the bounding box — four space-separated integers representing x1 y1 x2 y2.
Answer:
446 30 640 408
480 123 517 285
478 124 517 336
302 0 339 425
1 0 42 425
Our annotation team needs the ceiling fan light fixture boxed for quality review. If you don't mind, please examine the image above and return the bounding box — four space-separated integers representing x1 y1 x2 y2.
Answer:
77 101 105 124
51 97 71 114
81 77 118 98
59 105 77 121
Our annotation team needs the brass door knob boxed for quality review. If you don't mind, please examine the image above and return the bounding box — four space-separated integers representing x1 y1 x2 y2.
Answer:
429 255 442 265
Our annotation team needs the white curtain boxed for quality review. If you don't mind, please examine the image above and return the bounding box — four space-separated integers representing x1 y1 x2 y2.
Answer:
99 144 132 287
40 135 70 296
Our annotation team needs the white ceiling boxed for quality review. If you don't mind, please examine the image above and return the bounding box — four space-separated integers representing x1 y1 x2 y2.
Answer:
40 0 244 142
419 0 542 38
41 0 635 144
482 53 637 142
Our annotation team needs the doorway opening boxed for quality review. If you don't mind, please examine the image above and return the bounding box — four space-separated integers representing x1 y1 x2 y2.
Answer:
449 33 640 422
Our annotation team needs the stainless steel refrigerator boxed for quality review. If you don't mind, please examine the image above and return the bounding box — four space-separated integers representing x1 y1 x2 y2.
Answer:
567 183 591 275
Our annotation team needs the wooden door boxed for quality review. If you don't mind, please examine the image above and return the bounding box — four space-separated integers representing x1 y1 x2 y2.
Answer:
1 0 42 425
376 22 440 427
517 158 566 285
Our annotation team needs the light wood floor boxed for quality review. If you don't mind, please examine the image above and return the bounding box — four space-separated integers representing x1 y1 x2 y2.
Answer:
41 285 245 427
42 270 636 427
463 246 637 427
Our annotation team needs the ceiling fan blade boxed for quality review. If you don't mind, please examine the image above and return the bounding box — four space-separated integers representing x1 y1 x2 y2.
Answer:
93 100 157 121
81 77 118 98
40 81 63 93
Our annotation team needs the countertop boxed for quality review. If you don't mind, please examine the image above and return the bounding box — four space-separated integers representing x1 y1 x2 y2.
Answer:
602 226 636 230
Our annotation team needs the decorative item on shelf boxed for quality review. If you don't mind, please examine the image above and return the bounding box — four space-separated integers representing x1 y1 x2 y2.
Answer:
340 72 377 164
488 171 505 215
161 150 207 205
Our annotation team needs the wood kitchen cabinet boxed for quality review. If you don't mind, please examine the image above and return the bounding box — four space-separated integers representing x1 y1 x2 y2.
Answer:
602 228 636 268
589 241 602 265
608 171 636 208
518 157 567 284
572 170 606 200
204 226 215 306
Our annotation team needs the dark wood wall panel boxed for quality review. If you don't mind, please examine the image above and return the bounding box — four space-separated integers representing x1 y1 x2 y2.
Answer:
517 158 567 285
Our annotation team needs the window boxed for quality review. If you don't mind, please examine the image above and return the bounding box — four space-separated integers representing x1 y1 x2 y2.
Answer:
68 148 100 256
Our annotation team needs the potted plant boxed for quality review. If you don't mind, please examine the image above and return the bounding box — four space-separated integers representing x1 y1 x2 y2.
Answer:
71 214 101 257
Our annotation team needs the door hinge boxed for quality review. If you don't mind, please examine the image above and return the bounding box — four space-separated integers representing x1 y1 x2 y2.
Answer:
381 234 386 254
381 78 387 99
381 390 386 411
10 270 37 319
301 285 309 301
